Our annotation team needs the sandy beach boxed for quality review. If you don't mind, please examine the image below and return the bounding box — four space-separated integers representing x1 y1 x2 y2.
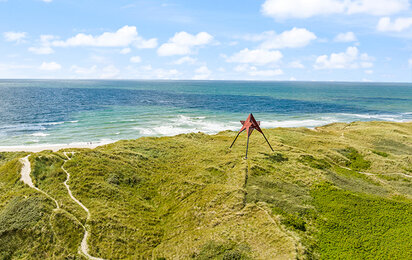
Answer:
0 141 114 153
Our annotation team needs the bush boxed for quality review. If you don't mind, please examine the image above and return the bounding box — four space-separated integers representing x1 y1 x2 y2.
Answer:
339 148 371 171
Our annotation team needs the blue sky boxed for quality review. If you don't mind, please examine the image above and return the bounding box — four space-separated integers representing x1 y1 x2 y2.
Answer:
1 0 412 82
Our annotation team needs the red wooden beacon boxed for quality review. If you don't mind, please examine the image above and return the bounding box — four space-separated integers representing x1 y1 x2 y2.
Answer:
230 113 274 159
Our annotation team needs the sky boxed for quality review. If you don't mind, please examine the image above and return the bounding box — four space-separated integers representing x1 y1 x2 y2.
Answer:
1 0 412 82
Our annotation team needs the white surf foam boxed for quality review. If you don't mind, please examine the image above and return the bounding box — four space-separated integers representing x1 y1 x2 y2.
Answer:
134 115 239 136
30 132 50 137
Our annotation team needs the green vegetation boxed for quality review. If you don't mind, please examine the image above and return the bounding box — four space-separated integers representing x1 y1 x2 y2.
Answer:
0 121 411 259
312 182 412 259
339 147 371 171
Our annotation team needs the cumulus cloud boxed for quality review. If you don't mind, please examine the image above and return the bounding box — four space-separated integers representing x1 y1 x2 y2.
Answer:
51 26 157 49
260 28 317 49
70 65 97 75
28 35 58 55
28 46 54 55
235 64 283 77
314 46 374 69
100 65 120 79
242 28 316 49
334 32 357 42
226 48 282 65
174 56 197 65
3 31 26 43
346 0 409 16
377 17 412 32
288 61 305 68
193 66 211 79
262 0 409 19
262 0 344 19
39 61 61 71
120 48 131 54
157 31 213 56
154 68 180 79
130 56 142 63
125 65 181 79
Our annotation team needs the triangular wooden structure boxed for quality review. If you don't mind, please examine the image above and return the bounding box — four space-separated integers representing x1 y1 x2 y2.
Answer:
230 113 274 159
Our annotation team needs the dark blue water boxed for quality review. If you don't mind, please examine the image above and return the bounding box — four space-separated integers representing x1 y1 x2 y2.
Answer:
0 80 411 146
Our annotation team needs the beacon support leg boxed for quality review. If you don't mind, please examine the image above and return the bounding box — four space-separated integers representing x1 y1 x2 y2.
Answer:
261 131 274 151
230 131 241 148
245 134 250 159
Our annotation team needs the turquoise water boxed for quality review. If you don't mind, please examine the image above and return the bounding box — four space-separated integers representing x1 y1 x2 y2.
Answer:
0 80 411 147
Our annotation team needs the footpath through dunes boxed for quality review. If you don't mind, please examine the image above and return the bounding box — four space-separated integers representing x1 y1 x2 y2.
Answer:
0 121 411 259
15 153 103 259
61 152 104 260
19 155 59 209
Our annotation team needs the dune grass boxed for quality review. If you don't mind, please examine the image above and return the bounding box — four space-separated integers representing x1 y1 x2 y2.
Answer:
0 121 411 259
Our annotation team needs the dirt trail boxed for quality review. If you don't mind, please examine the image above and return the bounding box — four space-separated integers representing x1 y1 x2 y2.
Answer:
62 152 104 260
19 154 102 260
19 155 59 209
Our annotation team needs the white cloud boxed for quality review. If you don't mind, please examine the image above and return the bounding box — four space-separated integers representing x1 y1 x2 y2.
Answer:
70 65 97 75
193 66 211 79
28 46 54 54
120 48 131 54
334 32 357 42
125 65 181 79
130 56 142 63
288 61 305 68
242 28 316 49
51 26 157 49
157 31 213 56
262 0 345 19
42 0 53 2
261 0 409 19
314 46 374 69
260 28 316 49
100 65 120 79
226 48 282 65
235 64 283 77
377 17 412 32
89 55 108 64
174 56 197 65
346 0 409 16
39 61 61 71
135 38 158 49
155 69 180 79
409 58 412 67
365 70 373 74
4 31 26 43
28 35 56 55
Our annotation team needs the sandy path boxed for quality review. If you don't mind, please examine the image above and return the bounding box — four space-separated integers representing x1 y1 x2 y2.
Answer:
19 155 59 209
62 152 104 260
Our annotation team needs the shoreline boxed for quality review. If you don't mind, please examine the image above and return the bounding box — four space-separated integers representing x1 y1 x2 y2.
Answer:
1 120 411 153
0 141 115 153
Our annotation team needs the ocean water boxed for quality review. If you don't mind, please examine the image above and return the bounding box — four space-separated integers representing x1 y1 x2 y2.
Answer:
0 79 411 147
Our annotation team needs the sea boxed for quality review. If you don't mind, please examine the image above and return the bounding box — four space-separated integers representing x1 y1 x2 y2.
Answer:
0 79 411 147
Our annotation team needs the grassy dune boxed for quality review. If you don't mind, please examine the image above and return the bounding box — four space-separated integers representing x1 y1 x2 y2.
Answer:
0 121 411 259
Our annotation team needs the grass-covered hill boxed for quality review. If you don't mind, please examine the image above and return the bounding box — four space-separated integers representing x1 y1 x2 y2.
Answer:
0 121 411 259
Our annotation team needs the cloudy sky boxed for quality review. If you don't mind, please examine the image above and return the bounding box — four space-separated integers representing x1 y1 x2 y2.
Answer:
1 0 412 81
